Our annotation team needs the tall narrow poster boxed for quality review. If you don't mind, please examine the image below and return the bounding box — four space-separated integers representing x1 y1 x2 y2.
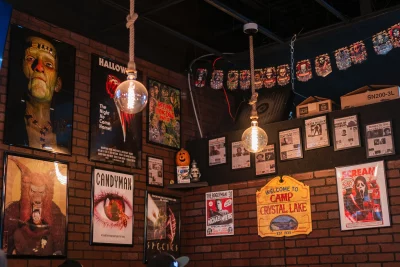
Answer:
206 190 234 237
90 168 134 246
335 161 391 231
144 192 181 263
89 54 142 168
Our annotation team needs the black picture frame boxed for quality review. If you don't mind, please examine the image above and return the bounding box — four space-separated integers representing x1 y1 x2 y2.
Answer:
147 77 181 150
332 114 361 151
1 152 69 258
231 140 251 171
255 143 277 176
208 136 228 167
3 24 76 155
90 167 134 247
146 155 164 188
304 115 330 151
278 127 304 161
143 191 181 263
364 120 395 159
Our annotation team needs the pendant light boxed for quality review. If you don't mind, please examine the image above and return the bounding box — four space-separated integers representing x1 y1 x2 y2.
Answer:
114 0 148 114
241 23 268 153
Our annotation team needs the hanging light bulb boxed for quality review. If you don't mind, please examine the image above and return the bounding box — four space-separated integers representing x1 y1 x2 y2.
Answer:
241 23 268 153
114 0 148 114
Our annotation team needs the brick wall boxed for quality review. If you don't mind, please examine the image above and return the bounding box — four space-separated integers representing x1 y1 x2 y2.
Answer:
0 10 207 267
181 165 400 267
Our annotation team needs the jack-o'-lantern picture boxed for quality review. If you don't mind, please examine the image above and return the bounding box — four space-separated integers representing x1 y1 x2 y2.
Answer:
176 148 190 166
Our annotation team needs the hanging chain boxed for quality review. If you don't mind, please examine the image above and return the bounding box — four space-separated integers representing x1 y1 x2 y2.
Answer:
290 34 297 92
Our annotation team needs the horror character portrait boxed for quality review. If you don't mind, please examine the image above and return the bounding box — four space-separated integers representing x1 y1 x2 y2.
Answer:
2 154 67 256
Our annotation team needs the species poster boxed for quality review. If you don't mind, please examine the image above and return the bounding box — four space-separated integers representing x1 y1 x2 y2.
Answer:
90 168 134 246
333 115 360 151
144 192 181 263
304 115 330 150
147 78 181 149
89 54 142 168
1 153 68 257
206 190 234 237
231 141 250 170
257 176 312 237
4 25 75 155
255 144 276 176
336 161 390 231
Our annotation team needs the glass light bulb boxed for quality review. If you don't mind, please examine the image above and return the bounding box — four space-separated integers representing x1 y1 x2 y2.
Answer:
241 120 268 153
114 73 148 114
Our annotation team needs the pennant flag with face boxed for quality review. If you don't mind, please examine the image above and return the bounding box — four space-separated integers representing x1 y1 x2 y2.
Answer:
315 54 332 77
263 67 276 88
227 70 238 90
194 68 207 88
276 64 290 86
296 59 313 82
239 70 250 90
349 41 367 64
254 69 263 90
388 23 400 48
335 47 352 70
210 70 224 90
372 30 393 55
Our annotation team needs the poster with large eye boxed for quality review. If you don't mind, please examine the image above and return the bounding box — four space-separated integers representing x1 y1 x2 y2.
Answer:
1 153 68 257
147 78 181 150
89 54 142 168
335 161 391 231
4 25 75 155
144 192 181 263
90 168 134 246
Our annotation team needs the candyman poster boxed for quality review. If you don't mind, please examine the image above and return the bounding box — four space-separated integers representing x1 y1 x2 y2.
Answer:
144 192 181 263
206 190 234 237
89 54 142 168
90 168 134 246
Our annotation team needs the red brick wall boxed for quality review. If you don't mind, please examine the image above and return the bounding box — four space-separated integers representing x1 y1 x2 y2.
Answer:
0 10 203 267
181 166 400 266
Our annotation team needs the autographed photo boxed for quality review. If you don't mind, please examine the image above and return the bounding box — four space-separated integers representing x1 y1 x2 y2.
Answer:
1 153 68 257
90 54 142 168
4 25 75 155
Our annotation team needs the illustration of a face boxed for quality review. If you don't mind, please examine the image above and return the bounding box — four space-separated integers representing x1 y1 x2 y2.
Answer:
279 68 286 77
216 200 222 211
356 179 366 197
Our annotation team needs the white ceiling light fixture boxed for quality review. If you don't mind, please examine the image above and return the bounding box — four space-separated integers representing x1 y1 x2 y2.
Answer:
241 23 268 153
114 0 148 114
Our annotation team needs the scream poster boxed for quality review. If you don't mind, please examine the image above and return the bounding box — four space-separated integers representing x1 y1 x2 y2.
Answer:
89 54 142 168
144 192 181 263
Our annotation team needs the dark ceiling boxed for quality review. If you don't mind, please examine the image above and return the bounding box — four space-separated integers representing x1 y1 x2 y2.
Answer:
6 0 400 73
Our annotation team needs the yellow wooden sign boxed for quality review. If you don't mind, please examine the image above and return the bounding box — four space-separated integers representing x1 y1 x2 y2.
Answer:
257 175 312 237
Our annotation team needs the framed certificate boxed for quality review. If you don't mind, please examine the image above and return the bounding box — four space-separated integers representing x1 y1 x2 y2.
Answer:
304 115 330 150
332 115 361 151
279 128 303 161
365 120 395 158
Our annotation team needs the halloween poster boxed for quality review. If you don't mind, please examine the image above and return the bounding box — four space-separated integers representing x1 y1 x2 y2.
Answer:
4 25 75 155
147 78 181 150
206 190 234 237
90 168 134 246
1 153 68 257
335 161 391 231
89 54 142 168
144 192 181 263
257 176 312 237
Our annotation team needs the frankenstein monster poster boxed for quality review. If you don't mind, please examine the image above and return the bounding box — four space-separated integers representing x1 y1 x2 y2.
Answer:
89 54 142 168
144 192 181 263
147 78 181 149
1 153 68 257
90 168 134 246
4 25 75 154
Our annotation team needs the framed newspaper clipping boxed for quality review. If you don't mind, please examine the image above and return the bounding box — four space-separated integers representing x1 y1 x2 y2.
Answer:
209 136 227 166
332 115 361 151
304 115 330 150
255 144 276 176
231 141 251 170
279 128 303 161
206 190 234 237
365 120 395 158
335 161 391 231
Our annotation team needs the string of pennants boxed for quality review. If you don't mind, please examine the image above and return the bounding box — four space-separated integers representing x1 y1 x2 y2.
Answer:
194 22 400 91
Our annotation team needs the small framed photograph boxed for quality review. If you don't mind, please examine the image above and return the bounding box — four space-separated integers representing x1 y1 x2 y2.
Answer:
231 141 251 170
332 115 361 151
365 120 395 158
279 128 303 161
335 161 391 231
255 144 276 176
209 136 227 166
147 156 164 188
304 115 330 150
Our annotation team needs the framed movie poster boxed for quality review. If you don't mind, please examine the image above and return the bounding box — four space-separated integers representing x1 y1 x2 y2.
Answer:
231 141 250 170
279 128 303 161
206 190 234 237
333 115 361 151
255 144 276 176
4 25 75 155
147 156 164 188
147 78 181 149
1 153 68 257
90 168 134 246
89 54 142 168
335 161 391 231
144 192 181 263
365 120 395 158
209 136 227 166
304 115 330 150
